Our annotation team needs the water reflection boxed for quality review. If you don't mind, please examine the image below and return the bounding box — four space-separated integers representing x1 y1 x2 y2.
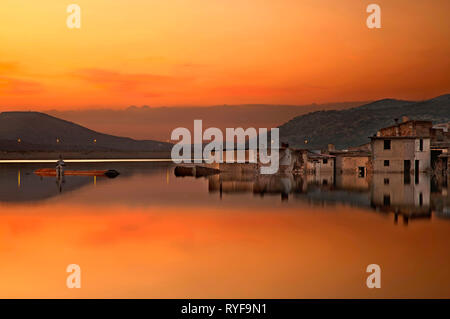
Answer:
1 164 92 202
1 163 450 224
370 174 431 225
207 171 450 224
0 163 163 203
1 162 450 298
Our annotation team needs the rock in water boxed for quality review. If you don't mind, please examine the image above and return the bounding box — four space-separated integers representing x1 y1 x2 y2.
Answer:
104 169 120 178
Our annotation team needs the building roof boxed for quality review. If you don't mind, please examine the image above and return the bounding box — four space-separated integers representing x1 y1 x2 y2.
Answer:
370 136 430 140
378 119 433 132
307 151 335 159
433 122 450 132
330 150 370 157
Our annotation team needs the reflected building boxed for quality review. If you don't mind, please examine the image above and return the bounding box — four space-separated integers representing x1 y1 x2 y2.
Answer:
370 173 431 224
335 172 369 192
430 173 450 219
208 172 255 195
207 171 372 208
205 169 449 226
208 172 303 201
304 169 334 187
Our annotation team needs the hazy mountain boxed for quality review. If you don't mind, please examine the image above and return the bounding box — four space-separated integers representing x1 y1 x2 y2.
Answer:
279 94 450 149
0 112 172 152
3 94 448 153
47 101 368 141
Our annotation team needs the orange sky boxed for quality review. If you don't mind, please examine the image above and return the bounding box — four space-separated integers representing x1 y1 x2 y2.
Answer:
0 0 449 110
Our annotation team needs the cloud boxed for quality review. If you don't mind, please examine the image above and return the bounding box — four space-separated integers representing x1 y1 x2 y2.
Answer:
175 63 208 69
209 85 300 97
72 68 189 96
0 61 19 74
0 76 43 95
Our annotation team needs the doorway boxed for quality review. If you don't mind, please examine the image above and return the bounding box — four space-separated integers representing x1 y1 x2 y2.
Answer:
358 166 365 178
404 160 411 184
404 160 411 172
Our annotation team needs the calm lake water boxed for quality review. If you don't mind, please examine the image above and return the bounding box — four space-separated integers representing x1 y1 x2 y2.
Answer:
1 161 450 298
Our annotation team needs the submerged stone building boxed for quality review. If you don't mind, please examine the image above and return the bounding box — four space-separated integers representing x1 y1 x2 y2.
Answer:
199 118 450 177
370 118 432 173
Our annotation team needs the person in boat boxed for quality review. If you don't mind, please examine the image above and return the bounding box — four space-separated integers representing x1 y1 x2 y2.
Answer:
56 155 65 179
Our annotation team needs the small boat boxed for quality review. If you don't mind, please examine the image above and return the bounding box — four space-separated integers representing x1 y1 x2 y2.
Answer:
34 168 119 178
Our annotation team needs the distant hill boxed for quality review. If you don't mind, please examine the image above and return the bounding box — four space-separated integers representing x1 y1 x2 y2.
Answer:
0 112 172 152
279 94 450 149
47 101 368 141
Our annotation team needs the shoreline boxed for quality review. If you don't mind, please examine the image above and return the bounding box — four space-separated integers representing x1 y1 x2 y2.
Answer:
0 151 172 161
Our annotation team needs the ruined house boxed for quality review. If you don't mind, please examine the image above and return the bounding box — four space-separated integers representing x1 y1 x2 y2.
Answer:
208 146 299 174
331 150 371 176
305 152 335 174
370 118 432 173
304 151 335 185
431 122 450 174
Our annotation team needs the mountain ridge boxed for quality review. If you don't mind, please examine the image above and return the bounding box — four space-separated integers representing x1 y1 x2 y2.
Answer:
1 94 449 153
278 94 450 149
0 111 172 152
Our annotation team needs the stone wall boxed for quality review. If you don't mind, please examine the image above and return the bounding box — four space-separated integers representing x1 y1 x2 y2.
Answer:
371 138 431 173
335 155 370 174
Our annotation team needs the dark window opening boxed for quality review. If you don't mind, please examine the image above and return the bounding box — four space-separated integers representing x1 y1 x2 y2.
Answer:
323 159 328 164
384 178 390 185
384 140 391 150
415 160 420 184
419 139 423 152
358 167 365 178
404 160 411 172
419 193 423 206
384 160 390 167
383 194 391 206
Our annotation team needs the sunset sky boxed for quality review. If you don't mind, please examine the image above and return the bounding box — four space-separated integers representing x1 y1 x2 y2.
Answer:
0 0 449 110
